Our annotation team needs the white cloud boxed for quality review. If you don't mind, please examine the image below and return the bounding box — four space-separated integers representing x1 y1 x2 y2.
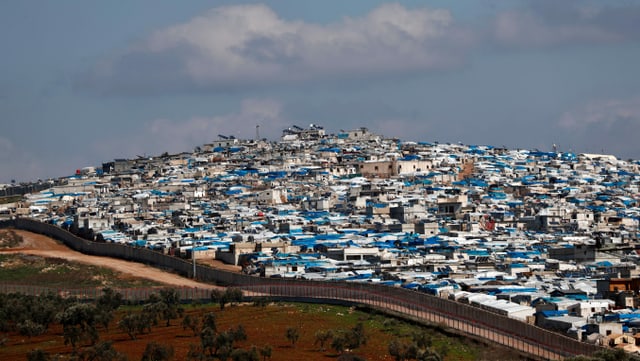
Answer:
560 96 640 129
491 2 640 47
91 98 288 158
493 11 616 46
556 95 640 158
148 98 286 150
82 3 470 94
78 2 640 95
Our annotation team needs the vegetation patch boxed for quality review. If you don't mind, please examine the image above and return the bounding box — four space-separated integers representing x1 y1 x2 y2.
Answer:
0 252 608 360
0 291 531 361
0 254 162 288
0 229 22 248
0 195 21 205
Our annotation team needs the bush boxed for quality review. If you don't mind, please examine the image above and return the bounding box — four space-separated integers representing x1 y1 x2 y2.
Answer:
17 320 46 338
142 341 174 361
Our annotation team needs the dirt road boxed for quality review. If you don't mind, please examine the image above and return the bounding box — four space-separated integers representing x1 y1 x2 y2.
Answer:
0 230 221 289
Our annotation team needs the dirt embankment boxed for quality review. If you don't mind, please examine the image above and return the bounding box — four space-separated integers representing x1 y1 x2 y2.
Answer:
0 230 224 289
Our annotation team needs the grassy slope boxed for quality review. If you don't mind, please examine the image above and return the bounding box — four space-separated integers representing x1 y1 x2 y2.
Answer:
0 253 162 288
0 253 527 361
0 301 527 361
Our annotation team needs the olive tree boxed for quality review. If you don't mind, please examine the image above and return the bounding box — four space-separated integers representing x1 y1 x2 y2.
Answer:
314 329 333 352
142 341 174 361
118 312 152 340
56 303 99 351
285 327 300 347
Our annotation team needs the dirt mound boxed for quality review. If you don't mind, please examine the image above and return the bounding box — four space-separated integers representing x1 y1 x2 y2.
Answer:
0 230 222 290
0 229 23 248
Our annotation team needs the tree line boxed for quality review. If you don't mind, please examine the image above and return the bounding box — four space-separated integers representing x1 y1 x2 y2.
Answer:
1 287 633 361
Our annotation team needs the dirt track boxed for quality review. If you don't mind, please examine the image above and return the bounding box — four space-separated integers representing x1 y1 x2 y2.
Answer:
0 230 222 289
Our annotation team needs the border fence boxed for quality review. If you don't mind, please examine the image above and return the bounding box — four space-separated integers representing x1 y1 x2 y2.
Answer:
1 218 602 360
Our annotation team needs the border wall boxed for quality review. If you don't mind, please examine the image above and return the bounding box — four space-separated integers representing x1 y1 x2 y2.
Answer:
1 218 602 359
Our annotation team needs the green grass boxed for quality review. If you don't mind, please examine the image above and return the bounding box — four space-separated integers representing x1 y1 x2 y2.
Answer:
259 302 485 359
0 253 162 288
244 302 518 361
0 195 21 204
0 256 526 360
0 300 525 361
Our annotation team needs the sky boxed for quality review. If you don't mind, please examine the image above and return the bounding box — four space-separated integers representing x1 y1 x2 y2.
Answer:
1 0 640 183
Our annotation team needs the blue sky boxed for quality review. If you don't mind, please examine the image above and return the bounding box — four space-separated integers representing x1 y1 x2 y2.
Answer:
1 0 640 183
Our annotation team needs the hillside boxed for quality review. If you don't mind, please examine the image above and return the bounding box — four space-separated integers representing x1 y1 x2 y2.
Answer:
0 229 528 361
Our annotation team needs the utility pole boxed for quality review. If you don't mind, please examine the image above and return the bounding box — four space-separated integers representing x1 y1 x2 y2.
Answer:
192 245 196 279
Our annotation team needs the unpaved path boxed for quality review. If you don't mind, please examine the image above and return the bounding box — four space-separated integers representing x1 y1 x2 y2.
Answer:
0 230 222 289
